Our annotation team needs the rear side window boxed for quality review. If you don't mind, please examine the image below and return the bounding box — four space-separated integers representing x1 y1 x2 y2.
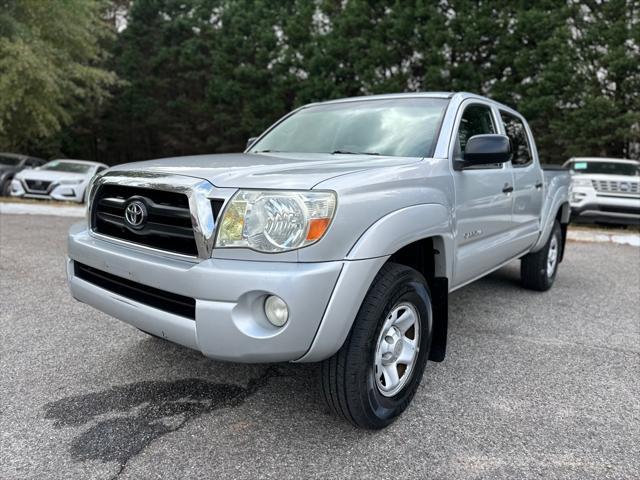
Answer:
501 111 532 167
456 104 496 157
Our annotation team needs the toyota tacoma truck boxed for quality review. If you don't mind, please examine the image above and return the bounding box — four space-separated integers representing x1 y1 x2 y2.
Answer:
67 92 570 429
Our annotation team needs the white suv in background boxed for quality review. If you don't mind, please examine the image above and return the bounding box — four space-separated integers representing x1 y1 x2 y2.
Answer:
11 159 108 203
564 157 640 225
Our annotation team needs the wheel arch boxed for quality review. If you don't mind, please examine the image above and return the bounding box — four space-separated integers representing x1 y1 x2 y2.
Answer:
531 185 571 253
346 204 452 362
346 203 454 279
297 205 453 363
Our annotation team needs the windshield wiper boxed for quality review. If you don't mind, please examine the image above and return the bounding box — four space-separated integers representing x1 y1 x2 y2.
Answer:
253 149 283 153
331 150 381 156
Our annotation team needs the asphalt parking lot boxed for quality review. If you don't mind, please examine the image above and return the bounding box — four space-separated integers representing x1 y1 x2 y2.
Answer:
1 214 639 480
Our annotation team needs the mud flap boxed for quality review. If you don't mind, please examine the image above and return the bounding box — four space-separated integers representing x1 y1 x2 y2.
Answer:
429 277 448 362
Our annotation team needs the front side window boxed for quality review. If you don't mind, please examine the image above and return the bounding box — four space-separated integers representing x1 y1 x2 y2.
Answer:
501 111 532 167
250 98 449 158
455 104 496 159
41 161 92 173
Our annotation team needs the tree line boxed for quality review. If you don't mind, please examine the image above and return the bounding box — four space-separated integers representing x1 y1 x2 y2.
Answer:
1 0 638 165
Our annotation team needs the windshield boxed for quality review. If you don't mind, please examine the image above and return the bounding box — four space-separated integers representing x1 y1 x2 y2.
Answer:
41 161 92 173
0 156 21 167
251 98 449 158
569 161 639 176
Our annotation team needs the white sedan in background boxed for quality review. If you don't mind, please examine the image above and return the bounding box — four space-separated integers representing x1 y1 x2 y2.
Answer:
11 159 108 203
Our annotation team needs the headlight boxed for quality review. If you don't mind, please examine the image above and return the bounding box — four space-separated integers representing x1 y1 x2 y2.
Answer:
571 177 592 188
216 190 336 253
59 179 83 185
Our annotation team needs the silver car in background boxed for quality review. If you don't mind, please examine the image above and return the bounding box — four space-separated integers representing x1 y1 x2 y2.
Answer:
564 157 640 225
11 159 108 203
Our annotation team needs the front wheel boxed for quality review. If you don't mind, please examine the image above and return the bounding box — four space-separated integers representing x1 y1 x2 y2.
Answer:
1 179 12 197
320 263 433 429
521 220 562 291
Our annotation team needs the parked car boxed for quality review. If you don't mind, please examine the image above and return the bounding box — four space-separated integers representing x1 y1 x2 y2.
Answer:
0 153 46 196
11 159 108 203
66 92 570 429
564 157 640 225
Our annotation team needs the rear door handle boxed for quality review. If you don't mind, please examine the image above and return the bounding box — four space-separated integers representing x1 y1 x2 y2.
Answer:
535 182 543 189
502 185 514 194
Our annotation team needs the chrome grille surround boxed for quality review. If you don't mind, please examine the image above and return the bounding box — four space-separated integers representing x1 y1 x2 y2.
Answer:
88 171 232 261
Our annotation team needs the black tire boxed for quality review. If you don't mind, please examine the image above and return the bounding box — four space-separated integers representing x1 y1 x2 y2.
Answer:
320 262 433 429
1 179 11 197
521 220 562 291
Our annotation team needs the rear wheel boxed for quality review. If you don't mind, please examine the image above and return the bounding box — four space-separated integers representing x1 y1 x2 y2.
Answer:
521 220 562 291
320 263 433 429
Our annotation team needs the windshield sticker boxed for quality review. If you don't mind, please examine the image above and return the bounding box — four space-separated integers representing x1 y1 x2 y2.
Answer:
573 162 588 170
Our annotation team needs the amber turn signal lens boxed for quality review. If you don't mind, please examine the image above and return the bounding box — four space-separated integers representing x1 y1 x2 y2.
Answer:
306 217 330 241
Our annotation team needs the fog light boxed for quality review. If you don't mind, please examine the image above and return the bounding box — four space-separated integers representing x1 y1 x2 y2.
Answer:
264 295 288 327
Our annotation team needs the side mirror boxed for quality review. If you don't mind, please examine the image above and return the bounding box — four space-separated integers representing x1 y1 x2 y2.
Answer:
246 137 258 150
457 134 511 170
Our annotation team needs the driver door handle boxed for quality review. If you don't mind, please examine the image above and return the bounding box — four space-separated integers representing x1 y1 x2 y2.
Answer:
502 184 514 194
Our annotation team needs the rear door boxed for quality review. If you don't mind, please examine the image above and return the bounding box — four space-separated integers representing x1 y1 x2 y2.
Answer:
450 101 516 288
499 110 544 251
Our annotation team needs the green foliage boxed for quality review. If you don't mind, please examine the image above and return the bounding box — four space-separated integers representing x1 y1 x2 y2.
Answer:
0 0 118 152
553 0 640 159
3 0 639 163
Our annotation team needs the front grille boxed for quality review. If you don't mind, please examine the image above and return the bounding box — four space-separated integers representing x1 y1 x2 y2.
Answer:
74 262 196 319
92 185 198 256
592 179 640 195
25 180 52 192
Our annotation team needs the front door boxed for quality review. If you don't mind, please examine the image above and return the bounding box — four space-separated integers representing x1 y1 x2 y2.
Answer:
451 102 515 288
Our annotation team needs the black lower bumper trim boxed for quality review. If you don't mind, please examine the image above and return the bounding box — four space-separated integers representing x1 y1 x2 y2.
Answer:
74 262 196 319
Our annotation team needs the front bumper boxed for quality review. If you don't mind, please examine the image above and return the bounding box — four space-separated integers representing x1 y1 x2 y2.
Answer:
67 223 385 363
570 187 640 224
11 179 85 202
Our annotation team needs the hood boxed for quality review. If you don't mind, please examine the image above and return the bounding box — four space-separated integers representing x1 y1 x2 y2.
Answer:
109 152 423 190
15 169 90 183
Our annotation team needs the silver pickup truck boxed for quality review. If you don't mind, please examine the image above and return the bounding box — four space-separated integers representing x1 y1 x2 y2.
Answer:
67 92 570 429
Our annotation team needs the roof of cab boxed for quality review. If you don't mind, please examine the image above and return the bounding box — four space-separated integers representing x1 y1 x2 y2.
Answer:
304 91 517 113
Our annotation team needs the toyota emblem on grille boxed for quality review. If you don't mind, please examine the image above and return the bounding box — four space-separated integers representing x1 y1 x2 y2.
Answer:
124 200 147 229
